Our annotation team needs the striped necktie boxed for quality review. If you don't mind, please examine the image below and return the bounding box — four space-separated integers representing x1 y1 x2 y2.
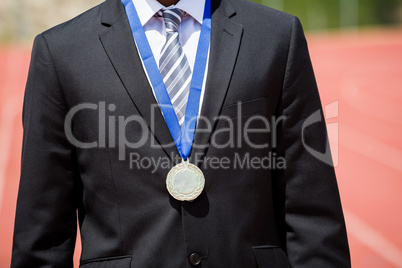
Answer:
159 8 191 126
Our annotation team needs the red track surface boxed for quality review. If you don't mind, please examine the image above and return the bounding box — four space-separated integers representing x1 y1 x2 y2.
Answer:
1 28 401 267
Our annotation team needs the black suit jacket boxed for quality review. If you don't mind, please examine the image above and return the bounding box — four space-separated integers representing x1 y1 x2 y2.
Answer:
12 0 350 267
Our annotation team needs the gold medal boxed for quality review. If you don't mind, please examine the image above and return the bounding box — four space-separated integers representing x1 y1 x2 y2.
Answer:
166 159 205 201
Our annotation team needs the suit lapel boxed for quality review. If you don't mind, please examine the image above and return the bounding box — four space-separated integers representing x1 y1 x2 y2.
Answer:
99 0 180 161
190 0 243 166
98 0 243 165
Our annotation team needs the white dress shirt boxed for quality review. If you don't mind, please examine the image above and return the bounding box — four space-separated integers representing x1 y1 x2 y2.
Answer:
132 0 208 114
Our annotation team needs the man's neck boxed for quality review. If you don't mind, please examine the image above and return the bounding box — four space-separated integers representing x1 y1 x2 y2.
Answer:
157 0 180 7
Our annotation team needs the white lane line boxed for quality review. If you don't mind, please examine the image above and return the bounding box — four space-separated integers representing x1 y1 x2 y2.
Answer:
340 124 402 173
308 31 402 51
0 96 21 212
340 79 402 126
344 209 402 268
337 79 402 172
0 50 25 211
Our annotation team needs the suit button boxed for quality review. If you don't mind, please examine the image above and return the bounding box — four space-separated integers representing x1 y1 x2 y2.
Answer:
189 253 201 266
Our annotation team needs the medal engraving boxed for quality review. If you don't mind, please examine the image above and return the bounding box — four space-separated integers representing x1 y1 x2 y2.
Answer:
166 160 205 201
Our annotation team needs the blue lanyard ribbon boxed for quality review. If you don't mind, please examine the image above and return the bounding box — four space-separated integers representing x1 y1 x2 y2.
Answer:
122 0 211 160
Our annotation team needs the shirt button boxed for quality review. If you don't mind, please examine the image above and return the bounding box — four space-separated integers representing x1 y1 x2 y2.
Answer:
189 253 201 266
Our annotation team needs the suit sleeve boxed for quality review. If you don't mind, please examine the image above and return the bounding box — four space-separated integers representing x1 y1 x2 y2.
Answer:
11 34 80 267
272 17 351 267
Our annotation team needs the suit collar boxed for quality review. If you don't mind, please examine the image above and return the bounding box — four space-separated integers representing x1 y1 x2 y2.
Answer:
100 0 181 162
101 0 126 26
213 0 236 18
190 0 243 165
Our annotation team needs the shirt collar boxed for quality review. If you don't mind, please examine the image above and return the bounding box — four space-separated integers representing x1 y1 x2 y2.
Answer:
132 0 206 26
175 0 205 24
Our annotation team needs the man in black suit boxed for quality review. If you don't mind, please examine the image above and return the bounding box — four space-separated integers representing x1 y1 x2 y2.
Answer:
12 0 350 266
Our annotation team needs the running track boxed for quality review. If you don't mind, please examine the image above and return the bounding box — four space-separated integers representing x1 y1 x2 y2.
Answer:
0 28 401 267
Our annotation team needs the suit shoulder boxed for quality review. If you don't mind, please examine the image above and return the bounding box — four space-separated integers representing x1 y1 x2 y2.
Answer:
229 0 297 29
39 1 105 44
233 0 295 19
